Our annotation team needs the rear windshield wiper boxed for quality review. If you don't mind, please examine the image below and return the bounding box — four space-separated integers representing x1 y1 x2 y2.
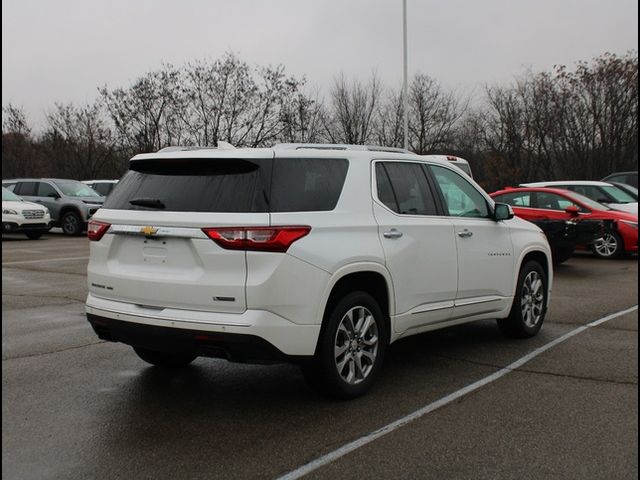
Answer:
129 198 166 209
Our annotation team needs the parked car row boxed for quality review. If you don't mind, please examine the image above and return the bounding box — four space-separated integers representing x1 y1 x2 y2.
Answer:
521 181 638 215
2 178 116 236
490 186 637 260
2 146 636 398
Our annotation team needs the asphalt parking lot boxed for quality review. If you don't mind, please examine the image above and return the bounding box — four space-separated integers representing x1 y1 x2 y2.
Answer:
2 233 638 480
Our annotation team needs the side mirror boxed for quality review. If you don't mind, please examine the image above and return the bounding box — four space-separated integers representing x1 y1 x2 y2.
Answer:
494 203 514 221
564 205 580 216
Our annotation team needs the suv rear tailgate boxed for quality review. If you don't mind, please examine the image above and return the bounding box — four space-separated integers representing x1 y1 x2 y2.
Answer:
89 211 270 314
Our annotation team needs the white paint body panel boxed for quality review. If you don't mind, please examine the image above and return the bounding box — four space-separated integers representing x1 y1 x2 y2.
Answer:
87 147 553 357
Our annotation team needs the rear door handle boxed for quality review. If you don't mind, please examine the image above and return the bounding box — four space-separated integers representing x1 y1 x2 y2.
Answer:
383 229 403 239
457 229 473 238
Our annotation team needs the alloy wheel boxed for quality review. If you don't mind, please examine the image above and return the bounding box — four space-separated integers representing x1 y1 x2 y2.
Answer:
63 214 79 235
334 306 379 385
521 271 544 328
594 233 618 258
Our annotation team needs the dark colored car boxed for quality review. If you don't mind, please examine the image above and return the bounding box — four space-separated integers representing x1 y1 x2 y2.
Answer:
602 171 638 189
530 217 605 264
491 187 638 260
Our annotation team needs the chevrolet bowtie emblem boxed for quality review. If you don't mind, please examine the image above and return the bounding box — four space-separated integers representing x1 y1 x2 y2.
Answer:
141 226 158 236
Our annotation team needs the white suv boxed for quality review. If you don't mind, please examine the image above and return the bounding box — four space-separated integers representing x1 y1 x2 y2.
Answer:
86 144 552 398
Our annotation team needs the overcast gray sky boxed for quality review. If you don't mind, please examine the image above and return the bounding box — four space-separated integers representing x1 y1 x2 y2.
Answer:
2 0 638 127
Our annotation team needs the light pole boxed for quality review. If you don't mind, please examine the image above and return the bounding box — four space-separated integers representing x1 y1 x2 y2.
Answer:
402 0 409 150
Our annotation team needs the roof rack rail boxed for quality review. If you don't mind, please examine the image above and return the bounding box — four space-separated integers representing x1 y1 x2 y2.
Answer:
273 143 411 154
157 141 236 153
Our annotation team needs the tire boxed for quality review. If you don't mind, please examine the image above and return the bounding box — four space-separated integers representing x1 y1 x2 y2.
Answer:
592 231 624 259
552 246 574 265
301 291 387 399
133 347 197 368
25 231 44 240
61 211 83 236
497 260 548 338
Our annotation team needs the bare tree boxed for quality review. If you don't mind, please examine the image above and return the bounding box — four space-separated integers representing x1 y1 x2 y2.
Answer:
2 104 36 178
479 51 638 185
43 101 118 179
176 53 255 146
325 73 382 144
278 88 327 144
374 88 404 148
409 74 466 154
240 65 302 147
100 66 182 153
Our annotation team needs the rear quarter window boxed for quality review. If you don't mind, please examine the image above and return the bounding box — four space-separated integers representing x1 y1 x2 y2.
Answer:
269 158 348 212
494 191 531 207
14 182 38 196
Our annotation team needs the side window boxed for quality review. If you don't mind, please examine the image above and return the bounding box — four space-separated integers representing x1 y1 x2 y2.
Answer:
37 182 58 197
375 164 397 212
376 162 438 215
564 185 610 203
494 191 531 207
429 165 490 218
94 183 112 196
607 174 624 184
534 192 582 211
14 182 38 196
270 158 349 212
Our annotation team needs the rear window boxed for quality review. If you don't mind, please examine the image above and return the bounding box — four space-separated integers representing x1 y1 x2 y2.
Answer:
91 182 116 196
104 158 272 212
451 162 472 177
103 157 348 213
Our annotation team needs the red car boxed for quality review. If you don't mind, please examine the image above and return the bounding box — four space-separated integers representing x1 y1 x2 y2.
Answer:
491 187 638 259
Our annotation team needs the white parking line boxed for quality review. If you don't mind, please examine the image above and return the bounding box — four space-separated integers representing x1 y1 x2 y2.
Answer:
1 256 90 266
277 304 639 480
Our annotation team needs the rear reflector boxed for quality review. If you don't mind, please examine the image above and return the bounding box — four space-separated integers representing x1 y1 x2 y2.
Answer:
202 226 311 252
87 220 111 241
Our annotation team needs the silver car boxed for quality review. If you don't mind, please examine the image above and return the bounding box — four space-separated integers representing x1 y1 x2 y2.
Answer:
3 178 104 235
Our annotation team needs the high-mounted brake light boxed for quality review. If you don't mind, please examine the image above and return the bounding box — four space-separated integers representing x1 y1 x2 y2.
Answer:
202 226 311 252
87 220 111 241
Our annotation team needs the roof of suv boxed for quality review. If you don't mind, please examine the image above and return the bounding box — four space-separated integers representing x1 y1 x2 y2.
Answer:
130 144 455 168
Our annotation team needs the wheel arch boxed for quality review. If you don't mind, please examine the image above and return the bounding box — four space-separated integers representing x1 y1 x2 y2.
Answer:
515 247 553 305
314 263 395 354
59 205 84 221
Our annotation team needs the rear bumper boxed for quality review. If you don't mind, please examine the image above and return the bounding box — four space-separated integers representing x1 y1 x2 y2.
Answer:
85 294 320 360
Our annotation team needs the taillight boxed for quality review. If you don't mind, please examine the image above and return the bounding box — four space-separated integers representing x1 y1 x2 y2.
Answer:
87 220 111 241
202 226 311 252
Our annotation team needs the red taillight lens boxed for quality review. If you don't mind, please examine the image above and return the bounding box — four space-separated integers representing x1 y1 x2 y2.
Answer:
202 226 311 252
87 220 111 241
